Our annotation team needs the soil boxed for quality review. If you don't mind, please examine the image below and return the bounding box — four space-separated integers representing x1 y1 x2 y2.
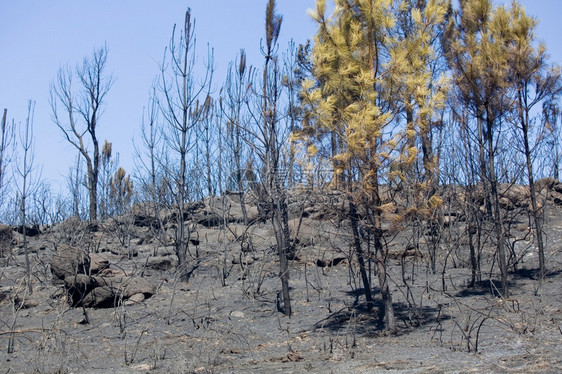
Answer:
0 188 561 373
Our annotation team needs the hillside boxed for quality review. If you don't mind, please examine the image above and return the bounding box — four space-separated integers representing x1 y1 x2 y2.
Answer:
0 183 561 373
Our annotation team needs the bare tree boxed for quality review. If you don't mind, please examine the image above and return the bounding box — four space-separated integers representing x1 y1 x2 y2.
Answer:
0 109 15 212
219 49 254 223
156 9 213 281
133 87 166 240
16 100 37 293
67 153 87 220
543 101 561 180
50 45 114 222
197 95 217 197
259 0 292 316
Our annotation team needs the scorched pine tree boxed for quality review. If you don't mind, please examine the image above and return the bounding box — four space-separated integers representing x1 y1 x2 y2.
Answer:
301 0 448 332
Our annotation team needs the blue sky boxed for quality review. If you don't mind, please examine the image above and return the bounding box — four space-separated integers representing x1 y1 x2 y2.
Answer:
1 1 318 192
1 0 561 193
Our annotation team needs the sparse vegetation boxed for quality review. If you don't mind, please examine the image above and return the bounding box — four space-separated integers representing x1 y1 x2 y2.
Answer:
1 0 561 372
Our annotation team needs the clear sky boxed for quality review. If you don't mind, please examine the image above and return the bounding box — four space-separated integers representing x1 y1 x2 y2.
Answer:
1 0 561 194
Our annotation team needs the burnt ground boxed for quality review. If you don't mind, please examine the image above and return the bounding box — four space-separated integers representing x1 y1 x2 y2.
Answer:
0 188 561 373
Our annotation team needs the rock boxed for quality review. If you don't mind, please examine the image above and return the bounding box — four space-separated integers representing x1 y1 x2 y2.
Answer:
535 177 558 192
289 218 319 247
154 246 175 256
97 268 127 277
188 195 260 227
82 285 115 308
232 255 254 265
104 246 138 258
146 256 176 271
442 214 457 227
13 225 41 237
124 293 145 306
90 253 110 274
315 257 347 268
64 273 94 288
64 274 97 307
243 225 277 251
13 287 57 309
53 216 87 237
499 184 529 209
62 274 154 308
129 203 160 226
51 246 90 284
230 310 245 318
121 277 155 298
553 182 562 195
193 210 223 227
0 224 12 235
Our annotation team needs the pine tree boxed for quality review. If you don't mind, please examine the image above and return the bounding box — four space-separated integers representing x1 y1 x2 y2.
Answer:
391 0 449 274
396 0 448 177
444 0 514 297
302 0 447 332
505 2 561 282
262 0 292 317
110 167 134 216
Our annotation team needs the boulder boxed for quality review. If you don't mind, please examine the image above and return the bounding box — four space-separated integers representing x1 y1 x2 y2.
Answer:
535 177 558 193
153 246 175 256
90 253 110 274
498 184 529 210
134 215 161 229
120 276 155 298
124 293 145 306
82 285 115 308
191 195 259 227
130 204 162 229
63 275 155 308
64 273 94 288
193 210 223 227
103 246 138 258
13 225 41 237
146 255 176 271
64 274 97 307
51 246 90 284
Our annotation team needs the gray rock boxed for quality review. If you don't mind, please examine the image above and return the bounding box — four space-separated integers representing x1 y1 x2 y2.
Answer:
146 255 176 271
51 246 90 284
90 253 110 274
63 275 154 308
121 277 155 298
82 285 115 308
124 293 145 306
230 310 245 318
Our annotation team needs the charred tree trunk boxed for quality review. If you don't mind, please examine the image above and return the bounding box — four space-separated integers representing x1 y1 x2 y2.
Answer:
348 197 373 307
368 174 396 332
486 116 508 297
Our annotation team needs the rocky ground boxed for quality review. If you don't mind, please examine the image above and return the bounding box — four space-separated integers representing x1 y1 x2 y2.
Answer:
0 184 561 373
